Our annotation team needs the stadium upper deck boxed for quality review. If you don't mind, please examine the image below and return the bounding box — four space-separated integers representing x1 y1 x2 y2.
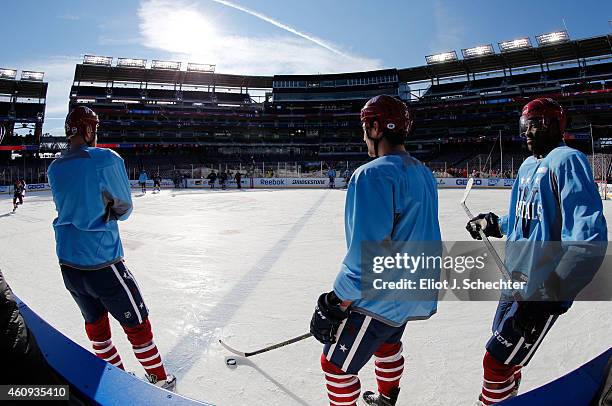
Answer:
52 33 612 164
0 69 47 164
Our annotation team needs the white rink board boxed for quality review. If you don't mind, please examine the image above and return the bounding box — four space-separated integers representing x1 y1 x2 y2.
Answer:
437 177 515 188
0 183 53 193
187 178 248 189
129 179 175 189
0 177 516 193
186 177 347 189
253 177 347 188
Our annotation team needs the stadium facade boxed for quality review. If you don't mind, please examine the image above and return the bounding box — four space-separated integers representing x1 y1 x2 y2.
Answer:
1 32 611 182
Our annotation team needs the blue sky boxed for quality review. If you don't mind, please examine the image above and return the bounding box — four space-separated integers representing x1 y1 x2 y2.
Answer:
2 0 611 135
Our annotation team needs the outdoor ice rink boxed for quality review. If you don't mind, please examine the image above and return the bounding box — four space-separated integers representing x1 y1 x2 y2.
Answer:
1 187 610 406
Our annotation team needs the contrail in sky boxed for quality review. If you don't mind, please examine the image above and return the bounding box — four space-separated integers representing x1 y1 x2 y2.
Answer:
209 0 349 57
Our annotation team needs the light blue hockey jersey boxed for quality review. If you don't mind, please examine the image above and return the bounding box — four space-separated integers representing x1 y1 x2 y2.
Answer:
333 152 442 326
500 145 607 299
48 147 133 269
501 145 606 242
139 171 148 183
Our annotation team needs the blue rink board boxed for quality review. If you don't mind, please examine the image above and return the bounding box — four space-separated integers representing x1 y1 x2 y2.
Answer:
17 297 213 406
500 347 611 406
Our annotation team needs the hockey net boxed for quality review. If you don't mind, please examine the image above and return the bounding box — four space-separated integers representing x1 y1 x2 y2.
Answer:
598 182 610 200
595 156 612 200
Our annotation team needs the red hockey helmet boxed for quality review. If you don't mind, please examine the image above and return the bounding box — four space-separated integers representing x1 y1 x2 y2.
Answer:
65 106 99 139
360 95 413 135
519 98 566 135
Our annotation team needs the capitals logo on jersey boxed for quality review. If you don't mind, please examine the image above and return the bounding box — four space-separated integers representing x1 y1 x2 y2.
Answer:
515 168 548 236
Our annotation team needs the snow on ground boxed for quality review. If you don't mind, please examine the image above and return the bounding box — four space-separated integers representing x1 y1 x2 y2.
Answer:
0 188 610 405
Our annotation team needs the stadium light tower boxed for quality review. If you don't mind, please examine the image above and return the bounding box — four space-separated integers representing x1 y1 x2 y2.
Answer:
151 60 181 71
21 71 44 81
462 44 495 59
498 37 532 52
425 51 458 65
536 30 570 46
0 68 17 80
187 63 216 73
83 55 113 66
117 58 147 69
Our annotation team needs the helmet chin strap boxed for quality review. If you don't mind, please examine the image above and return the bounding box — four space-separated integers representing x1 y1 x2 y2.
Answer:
366 126 384 158
369 135 385 158
84 125 96 147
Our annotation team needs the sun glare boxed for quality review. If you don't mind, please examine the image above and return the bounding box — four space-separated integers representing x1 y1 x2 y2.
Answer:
143 5 217 59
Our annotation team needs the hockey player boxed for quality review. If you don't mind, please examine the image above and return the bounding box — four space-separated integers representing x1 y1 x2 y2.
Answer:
343 169 352 189
234 171 242 189
207 170 217 189
310 95 441 406
20 179 27 199
219 170 228 190
138 170 148 194
327 167 336 189
12 180 25 212
466 98 607 405
153 173 162 193
47 106 176 390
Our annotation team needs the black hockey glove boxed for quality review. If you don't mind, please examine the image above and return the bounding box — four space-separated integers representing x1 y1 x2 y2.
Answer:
104 201 118 222
466 212 503 240
310 291 349 344
512 301 568 342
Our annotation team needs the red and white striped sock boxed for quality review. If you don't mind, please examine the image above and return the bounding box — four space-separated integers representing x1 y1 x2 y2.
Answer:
374 342 404 397
123 318 167 381
85 313 124 370
321 354 361 406
480 351 521 405
132 341 167 380
92 339 124 369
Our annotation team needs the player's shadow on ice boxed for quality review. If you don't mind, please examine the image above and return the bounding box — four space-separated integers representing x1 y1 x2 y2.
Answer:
227 356 313 406
0 212 15 219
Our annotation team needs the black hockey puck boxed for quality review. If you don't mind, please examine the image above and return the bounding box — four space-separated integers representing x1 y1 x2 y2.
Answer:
225 358 237 369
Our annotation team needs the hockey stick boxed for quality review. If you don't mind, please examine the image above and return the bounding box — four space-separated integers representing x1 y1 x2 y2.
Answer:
461 178 524 301
219 332 312 358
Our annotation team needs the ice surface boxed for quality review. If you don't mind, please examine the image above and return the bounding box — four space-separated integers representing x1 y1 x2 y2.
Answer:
1 188 610 405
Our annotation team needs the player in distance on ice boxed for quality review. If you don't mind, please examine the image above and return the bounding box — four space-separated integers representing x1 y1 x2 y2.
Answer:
47 106 176 391
153 173 162 193
138 169 148 194
12 179 25 213
466 98 607 405
310 95 442 406
207 170 217 189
